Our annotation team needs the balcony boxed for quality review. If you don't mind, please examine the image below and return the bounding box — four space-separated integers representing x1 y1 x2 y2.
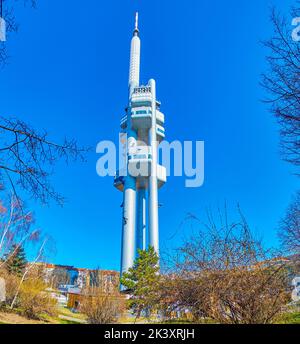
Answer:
156 124 165 141
157 164 167 188
156 110 165 125
113 162 166 191
121 108 165 131
131 107 152 129
128 146 152 177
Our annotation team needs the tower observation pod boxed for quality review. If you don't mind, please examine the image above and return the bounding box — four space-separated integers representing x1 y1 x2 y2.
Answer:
114 13 167 286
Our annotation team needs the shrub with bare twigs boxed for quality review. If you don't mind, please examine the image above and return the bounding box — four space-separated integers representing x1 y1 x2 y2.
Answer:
159 208 290 324
80 288 125 324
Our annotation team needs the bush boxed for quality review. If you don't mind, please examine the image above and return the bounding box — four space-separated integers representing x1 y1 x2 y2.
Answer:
0 269 20 306
158 208 290 324
18 278 57 319
81 289 125 324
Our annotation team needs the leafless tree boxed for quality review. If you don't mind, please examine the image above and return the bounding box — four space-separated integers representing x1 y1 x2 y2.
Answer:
0 192 39 263
10 236 47 309
0 193 56 311
261 4 300 171
159 207 290 324
279 191 300 255
0 117 86 205
0 1 86 205
0 192 55 269
0 0 36 66
1 0 34 83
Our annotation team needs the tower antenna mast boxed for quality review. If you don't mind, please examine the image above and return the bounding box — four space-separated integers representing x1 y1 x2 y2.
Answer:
135 12 138 30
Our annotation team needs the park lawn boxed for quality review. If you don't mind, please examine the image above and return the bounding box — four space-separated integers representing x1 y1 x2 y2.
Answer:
42 306 87 324
0 305 87 324
276 312 300 324
57 306 87 320
0 310 53 324
160 318 217 324
2 305 299 324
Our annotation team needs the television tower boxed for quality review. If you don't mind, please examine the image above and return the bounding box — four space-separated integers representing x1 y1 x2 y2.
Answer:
114 13 166 280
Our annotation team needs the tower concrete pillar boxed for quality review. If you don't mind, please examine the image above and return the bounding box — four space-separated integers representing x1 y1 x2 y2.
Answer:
136 188 146 252
148 79 159 255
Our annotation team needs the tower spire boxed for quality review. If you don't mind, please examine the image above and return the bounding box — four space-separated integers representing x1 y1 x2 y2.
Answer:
129 11 141 92
135 12 138 30
133 11 139 36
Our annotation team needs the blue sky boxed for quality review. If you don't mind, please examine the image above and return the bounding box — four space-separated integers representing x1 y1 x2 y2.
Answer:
0 0 298 270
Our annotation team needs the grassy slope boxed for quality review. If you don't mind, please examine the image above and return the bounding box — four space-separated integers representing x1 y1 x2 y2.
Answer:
275 312 300 324
0 306 87 324
1 306 299 324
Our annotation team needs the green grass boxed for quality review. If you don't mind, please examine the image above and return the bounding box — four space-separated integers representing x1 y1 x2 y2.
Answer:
159 318 217 324
57 319 82 324
276 312 300 324
57 306 86 320
159 319 195 324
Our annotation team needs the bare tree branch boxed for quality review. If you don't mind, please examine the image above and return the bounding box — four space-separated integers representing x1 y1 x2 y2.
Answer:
158 207 290 324
0 117 87 205
0 0 36 67
279 190 300 255
261 5 300 171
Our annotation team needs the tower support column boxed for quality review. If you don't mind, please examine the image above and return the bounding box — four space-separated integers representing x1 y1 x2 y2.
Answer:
148 79 159 255
136 188 146 252
121 176 136 275
121 107 137 275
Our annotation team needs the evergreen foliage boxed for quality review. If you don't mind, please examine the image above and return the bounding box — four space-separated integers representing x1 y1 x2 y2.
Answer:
5 244 27 276
120 246 160 318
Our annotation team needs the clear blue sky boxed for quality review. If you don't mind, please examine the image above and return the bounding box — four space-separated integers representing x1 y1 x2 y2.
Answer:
0 0 298 270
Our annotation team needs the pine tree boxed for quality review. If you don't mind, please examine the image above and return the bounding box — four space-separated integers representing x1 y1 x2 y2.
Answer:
120 246 160 318
5 244 27 276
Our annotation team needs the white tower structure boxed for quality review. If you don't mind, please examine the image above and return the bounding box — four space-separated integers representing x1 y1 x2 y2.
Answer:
114 13 166 281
